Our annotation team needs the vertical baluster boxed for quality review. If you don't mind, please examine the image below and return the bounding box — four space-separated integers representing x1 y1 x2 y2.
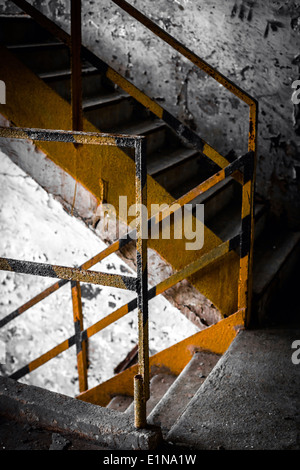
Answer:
71 0 82 132
238 101 258 327
71 280 88 393
71 0 82 214
134 138 149 428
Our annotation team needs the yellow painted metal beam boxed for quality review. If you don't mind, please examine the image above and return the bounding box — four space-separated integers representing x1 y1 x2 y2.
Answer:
77 310 244 406
0 45 239 317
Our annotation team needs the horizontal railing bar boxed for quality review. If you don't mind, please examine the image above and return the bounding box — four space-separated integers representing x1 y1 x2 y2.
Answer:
154 234 240 297
10 339 71 380
0 126 142 148
111 0 256 107
0 257 137 291
9 235 239 380
0 151 251 329
0 279 68 329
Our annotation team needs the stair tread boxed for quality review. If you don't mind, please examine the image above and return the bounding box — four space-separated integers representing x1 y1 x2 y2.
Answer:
253 227 300 295
83 92 129 111
39 66 97 80
106 395 133 413
148 147 199 176
110 119 165 136
7 41 64 49
148 351 220 435
169 160 221 199
0 14 31 18
189 177 234 205
166 328 300 450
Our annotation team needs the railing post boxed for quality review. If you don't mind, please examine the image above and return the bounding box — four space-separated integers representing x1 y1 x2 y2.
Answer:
71 280 88 393
238 101 258 327
134 138 149 428
134 374 146 428
71 0 82 132
70 0 82 214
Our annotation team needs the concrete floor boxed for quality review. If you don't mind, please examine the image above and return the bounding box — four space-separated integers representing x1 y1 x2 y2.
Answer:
0 415 109 450
0 230 299 452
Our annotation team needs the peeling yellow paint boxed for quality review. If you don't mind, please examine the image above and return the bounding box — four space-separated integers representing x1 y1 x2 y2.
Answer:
238 255 249 311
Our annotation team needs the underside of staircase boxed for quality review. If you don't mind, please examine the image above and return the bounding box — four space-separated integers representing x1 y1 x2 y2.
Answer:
1 14 299 328
0 8 300 451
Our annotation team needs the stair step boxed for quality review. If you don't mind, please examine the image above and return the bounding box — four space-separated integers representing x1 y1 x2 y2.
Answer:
206 197 268 243
148 147 204 193
166 328 300 450
124 373 177 417
83 93 141 131
7 41 61 48
148 147 199 176
7 42 70 74
40 67 116 102
106 395 133 413
147 351 220 437
252 226 300 324
39 67 95 80
83 92 129 110
189 177 237 223
111 119 168 155
0 15 54 45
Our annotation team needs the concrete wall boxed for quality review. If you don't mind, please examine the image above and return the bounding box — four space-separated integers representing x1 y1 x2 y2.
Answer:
1 0 299 226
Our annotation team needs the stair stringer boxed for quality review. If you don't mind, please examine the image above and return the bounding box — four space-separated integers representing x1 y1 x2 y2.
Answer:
0 44 240 317
76 310 244 406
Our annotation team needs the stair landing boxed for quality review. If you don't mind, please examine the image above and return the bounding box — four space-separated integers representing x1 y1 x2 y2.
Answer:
167 327 300 450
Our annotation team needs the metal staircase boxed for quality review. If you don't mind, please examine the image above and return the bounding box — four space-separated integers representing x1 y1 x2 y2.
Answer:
0 0 299 443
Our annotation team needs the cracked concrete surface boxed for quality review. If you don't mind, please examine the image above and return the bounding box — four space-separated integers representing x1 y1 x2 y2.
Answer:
167 327 300 450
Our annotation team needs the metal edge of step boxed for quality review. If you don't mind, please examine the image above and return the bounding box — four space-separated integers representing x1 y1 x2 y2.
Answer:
39 66 98 81
82 92 131 112
6 41 66 50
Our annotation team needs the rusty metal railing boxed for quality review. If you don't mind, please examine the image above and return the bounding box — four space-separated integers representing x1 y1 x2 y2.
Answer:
10 0 256 174
9 0 257 323
0 0 257 428
0 126 149 428
109 0 258 325
0 132 255 425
